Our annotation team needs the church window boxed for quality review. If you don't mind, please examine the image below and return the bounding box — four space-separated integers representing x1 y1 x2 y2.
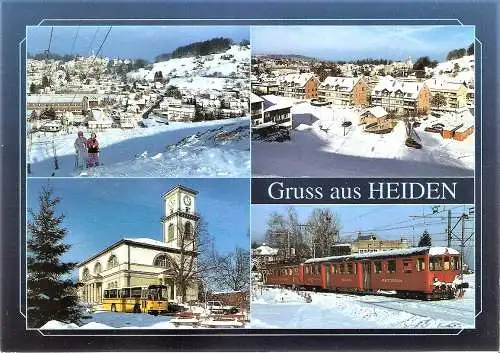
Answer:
107 255 118 269
94 262 102 275
154 254 173 269
184 222 192 239
168 224 175 241
82 267 91 281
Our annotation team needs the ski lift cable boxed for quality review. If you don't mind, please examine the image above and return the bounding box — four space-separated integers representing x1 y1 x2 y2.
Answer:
70 26 80 55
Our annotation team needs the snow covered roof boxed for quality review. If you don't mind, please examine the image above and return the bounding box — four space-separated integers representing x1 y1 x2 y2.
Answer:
279 73 316 87
27 94 86 104
372 77 426 98
361 106 388 118
319 76 361 91
90 109 112 122
304 246 459 264
253 245 278 256
250 92 264 104
260 95 293 113
424 79 466 91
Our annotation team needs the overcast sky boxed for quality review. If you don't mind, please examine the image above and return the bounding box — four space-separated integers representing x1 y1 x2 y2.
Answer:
252 26 475 61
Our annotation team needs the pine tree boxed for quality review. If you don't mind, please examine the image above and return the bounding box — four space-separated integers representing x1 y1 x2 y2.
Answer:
27 187 83 328
418 230 432 247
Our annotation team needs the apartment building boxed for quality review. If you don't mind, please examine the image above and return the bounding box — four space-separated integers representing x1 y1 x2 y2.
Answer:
371 77 430 114
318 76 370 106
278 73 319 100
424 79 468 109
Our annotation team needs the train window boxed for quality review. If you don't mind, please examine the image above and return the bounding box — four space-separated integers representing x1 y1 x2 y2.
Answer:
341 263 347 274
294 267 298 274
131 287 142 298
315 265 320 275
109 289 118 298
417 258 425 271
374 261 382 273
103 290 109 299
429 257 443 271
305 266 310 275
333 264 339 274
443 256 450 270
387 260 396 273
347 263 353 274
451 257 459 270
289 268 293 276
403 260 412 273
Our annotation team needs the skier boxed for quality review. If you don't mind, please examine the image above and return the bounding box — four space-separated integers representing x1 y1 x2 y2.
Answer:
74 131 87 170
86 132 100 167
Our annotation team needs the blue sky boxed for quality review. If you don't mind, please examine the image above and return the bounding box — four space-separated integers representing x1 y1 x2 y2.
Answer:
252 26 475 61
251 204 475 253
27 26 249 61
28 178 250 266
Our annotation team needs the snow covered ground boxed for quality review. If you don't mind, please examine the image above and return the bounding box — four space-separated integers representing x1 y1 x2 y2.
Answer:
28 118 250 177
252 102 474 177
249 274 475 329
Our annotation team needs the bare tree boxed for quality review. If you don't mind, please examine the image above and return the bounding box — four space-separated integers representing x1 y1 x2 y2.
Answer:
161 213 216 303
210 247 250 292
306 208 341 258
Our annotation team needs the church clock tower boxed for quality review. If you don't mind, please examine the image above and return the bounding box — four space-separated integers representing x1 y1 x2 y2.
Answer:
161 185 199 249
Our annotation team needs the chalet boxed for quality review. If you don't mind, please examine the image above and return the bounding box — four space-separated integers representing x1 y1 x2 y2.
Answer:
424 79 468 109
360 106 388 125
250 93 292 131
371 77 430 115
278 73 319 100
318 76 369 106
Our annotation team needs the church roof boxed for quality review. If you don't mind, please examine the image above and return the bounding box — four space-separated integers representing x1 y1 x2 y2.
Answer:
162 185 198 199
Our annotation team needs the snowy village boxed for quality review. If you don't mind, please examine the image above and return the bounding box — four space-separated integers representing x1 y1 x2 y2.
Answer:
27 180 251 329
251 26 475 177
250 204 475 329
26 26 251 177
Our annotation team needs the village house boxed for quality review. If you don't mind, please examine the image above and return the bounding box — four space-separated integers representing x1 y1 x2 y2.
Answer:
278 73 319 100
168 104 196 122
77 185 199 305
318 76 370 106
350 234 409 254
359 106 389 125
87 109 113 130
424 79 468 109
252 81 280 96
371 77 430 115
250 93 292 131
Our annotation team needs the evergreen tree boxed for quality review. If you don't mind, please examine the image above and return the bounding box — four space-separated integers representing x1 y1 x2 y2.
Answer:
27 187 83 328
431 93 446 109
29 82 37 94
467 43 474 55
418 230 432 247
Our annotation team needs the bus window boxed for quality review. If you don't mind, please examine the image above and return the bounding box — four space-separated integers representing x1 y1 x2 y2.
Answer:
417 258 425 271
103 290 109 299
443 256 450 270
130 287 142 298
119 288 130 298
109 289 118 298
430 257 443 271
387 260 396 273
374 261 382 274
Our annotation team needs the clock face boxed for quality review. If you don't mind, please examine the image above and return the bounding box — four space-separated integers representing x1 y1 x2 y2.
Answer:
183 195 192 206
168 198 175 208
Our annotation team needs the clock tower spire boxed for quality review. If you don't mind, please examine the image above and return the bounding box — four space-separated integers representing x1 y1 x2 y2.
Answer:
161 185 199 249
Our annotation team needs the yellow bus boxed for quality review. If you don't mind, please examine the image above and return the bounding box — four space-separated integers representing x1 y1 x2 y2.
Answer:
102 285 169 315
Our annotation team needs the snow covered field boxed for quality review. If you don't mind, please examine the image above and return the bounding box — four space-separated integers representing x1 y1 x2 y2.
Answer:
29 118 250 177
252 102 474 177
250 274 475 329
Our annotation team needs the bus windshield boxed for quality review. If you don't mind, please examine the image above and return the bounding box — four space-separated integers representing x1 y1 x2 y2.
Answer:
147 285 168 301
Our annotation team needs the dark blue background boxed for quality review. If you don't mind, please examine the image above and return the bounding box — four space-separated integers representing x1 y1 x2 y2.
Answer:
1 0 498 351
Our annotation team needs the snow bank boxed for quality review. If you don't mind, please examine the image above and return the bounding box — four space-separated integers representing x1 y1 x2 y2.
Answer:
40 320 79 329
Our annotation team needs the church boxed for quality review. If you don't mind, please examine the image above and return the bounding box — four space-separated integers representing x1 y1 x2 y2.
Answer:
77 185 199 304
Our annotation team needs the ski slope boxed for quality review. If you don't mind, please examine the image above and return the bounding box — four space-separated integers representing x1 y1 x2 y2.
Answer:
252 102 474 177
29 118 250 177
250 274 475 329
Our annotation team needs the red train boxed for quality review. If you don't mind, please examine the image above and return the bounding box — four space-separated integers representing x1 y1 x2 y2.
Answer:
263 247 468 300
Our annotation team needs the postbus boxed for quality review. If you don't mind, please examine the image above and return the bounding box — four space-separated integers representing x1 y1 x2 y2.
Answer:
102 284 169 315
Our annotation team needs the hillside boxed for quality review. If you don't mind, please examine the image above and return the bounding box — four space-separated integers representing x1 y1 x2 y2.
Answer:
427 55 475 85
127 45 250 91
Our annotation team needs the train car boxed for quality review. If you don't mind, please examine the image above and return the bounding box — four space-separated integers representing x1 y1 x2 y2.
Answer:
265 263 301 287
265 247 466 300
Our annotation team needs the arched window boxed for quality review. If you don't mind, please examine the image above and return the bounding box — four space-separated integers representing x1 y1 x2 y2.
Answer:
107 255 118 269
82 267 91 281
153 254 173 270
184 222 192 239
168 224 175 241
94 262 102 275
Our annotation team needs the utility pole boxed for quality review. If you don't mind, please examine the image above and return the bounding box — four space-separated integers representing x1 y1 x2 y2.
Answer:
447 209 452 247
